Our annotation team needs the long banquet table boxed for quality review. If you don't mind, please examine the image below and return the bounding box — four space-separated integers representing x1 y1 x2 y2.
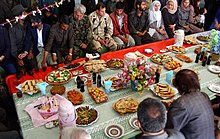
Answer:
7 31 220 139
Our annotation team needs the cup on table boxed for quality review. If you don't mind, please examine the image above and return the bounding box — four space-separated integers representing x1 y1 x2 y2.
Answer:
16 91 23 98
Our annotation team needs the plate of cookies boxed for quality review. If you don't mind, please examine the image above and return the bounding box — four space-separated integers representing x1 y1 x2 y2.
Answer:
150 83 178 99
84 60 107 72
167 46 186 54
17 79 43 95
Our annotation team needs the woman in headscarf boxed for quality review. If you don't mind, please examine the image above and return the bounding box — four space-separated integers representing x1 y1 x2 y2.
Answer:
148 0 168 41
178 0 204 34
161 0 179 38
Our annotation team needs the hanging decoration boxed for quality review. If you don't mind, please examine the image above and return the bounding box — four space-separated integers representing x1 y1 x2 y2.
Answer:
0 1 63 27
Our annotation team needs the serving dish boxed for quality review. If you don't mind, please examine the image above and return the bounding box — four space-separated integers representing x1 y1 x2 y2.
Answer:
167 46 186 54
208 84 220 93
104 124 124 139
45 69 72 85
106 58 124 69
150 54 173 65
67 89 84 105
208 65 220 74
75 105 99 126
150 83 177 99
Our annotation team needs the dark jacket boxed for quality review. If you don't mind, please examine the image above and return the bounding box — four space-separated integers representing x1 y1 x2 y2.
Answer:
81 0 103 15
110 12 130 36
24 23 51 56
0 27 10 59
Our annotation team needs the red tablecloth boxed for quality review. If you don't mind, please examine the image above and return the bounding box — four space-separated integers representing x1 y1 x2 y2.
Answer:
6 38 193 95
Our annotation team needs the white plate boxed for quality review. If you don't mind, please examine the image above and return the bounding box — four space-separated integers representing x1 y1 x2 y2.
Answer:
150 81 179 100
104 124 124 139
208 84 220 93
208 65 220 74
73 75 88 83
75 105 99 127
129 116 139 129
144 48 154 54
159 48 168 53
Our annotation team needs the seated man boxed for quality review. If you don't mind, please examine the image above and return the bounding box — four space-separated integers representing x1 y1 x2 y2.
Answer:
69 4 94 59
9 5 34 79
42 15 74 67
20 13 56 69
89 2 117 54
0 27 16 75
110 2 135 49
128 0 155 46
137 98 185 139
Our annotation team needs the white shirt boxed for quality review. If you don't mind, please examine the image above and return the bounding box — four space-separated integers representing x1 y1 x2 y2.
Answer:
37 26 44 47
200 15 205 24
117 15 124 30
95 0 98 4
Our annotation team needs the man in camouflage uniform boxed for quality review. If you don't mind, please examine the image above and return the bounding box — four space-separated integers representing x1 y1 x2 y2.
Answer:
89 2 117 54
69 4 94 59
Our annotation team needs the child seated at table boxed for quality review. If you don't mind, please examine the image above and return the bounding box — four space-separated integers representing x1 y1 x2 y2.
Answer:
60 127 91 139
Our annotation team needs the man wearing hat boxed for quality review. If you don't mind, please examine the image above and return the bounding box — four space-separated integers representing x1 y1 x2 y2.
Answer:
20 13 56 69
128 0 155 46
42 15 74 66
9 4 34 79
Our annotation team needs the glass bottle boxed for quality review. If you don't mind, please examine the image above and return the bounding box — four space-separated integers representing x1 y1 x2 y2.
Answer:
80 80 85 92
195 53 200 63
97 73 101 88
207 55 212 65
200 51 204 61
87 73 92 88
92 72 96 84
202 56 207 66
76 76 81 89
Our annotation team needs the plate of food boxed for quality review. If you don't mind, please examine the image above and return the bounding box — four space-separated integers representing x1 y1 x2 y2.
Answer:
208 65 220 74
88 88 108 104
196 35 210 42
167 46 186 54
208 84 220 93
67 89 84 105
63 62 82 70
50 85 66 95
75 105 99 126
45 69 72 85
106 58 124 69
150 54 173 65
102 77 124 91
175 54 193 63
129 116 139 129
84 60 107 72
184 36 200 45
150 83 177 99
18 79 43 94
104 124 124 139
112 97 139 115
163 60 182 70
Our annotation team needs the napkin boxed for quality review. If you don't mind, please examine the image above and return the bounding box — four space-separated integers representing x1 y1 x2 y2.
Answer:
166 70 174 84
104 80 112 93
24 96 58 127
36 82 48 95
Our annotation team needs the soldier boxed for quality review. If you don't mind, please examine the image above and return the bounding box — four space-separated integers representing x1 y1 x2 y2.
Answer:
89 2 117 54
69 4 94 59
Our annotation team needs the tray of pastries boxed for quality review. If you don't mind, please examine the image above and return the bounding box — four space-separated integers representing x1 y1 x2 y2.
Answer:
112 97 139 115
151 83 176 99
20 79 43 94
175 54 193 63
150 54 173 65
184 36 200 45
63 61 85 70
84 60 107 72
167 46 186 53
88 88 108 104
163 60 182 70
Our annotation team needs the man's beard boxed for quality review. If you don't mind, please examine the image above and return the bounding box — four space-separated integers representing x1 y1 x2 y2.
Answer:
32 26 38 29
